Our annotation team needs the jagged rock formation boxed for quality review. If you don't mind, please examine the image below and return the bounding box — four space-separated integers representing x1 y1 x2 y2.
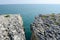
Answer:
0 14 25 40
31 14 60 40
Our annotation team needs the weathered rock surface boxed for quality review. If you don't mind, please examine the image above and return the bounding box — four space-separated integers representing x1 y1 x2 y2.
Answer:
0 14 25 40
31 14 60 40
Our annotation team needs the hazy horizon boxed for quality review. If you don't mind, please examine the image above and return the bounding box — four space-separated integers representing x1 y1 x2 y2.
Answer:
0 0 60 4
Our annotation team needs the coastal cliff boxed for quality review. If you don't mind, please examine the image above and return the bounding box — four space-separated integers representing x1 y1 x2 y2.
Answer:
31 14 60 40
0 14 25 40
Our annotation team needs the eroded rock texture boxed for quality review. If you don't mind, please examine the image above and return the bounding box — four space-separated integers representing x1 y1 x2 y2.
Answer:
31 14 60 40
0 14 25 40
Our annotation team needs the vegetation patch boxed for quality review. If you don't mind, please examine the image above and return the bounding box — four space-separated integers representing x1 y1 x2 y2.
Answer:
50 13 55 17
42 15 48 18
50 17 56 21
4 15 10 18
55 22 59 25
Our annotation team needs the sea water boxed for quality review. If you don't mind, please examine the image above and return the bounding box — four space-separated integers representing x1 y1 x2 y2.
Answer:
0 4 60 40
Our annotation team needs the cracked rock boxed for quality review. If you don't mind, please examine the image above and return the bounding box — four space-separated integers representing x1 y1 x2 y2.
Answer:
31 14 60 40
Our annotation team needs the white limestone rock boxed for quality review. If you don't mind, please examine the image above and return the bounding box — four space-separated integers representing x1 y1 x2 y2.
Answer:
0 14 25 40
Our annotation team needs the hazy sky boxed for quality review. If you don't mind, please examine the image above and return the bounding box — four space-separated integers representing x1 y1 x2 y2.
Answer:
0 0 60 4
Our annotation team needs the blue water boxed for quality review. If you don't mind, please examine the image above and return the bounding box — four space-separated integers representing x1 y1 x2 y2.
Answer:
0 4 60 40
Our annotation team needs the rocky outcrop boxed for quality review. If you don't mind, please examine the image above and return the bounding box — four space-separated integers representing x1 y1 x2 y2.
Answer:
0 14 25 40
31 14 60 40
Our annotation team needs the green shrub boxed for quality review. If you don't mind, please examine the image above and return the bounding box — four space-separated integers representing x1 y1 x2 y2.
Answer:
4 15 10 17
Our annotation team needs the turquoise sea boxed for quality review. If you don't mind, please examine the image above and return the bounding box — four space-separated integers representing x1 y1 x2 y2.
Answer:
0 4 60 40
